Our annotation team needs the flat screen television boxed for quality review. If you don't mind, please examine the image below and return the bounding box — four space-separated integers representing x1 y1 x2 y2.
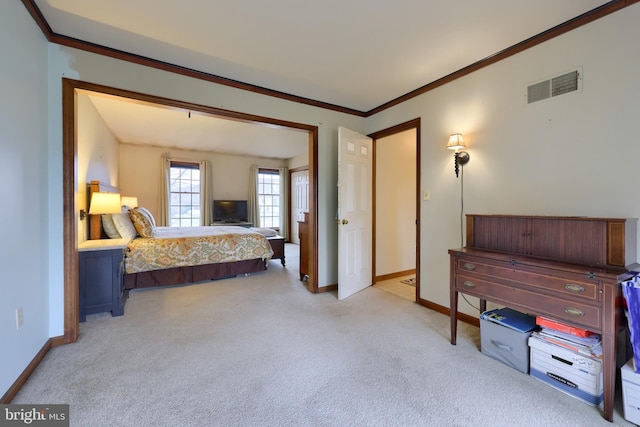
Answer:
213 200 248 222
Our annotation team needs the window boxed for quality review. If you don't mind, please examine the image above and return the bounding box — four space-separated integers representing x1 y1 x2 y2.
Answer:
169 161 201 227
258 169 280 228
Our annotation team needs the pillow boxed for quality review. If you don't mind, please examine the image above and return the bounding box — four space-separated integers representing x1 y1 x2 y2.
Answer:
129 207 156 238
251 227 277 237
112 209 138 239
101 215 121 239
136 206 157 229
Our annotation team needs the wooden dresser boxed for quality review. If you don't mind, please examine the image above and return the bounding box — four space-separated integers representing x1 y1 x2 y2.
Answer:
449 214 638 422
298 212 309 280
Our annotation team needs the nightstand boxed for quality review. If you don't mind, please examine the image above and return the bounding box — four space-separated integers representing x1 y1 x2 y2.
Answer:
267 235 285 266
78 238 130 322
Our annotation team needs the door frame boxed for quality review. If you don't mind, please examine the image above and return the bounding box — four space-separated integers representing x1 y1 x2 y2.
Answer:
369 118 421 301
60 78 319 344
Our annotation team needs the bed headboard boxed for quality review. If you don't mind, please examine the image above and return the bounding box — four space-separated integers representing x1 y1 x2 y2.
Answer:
88 180 120 240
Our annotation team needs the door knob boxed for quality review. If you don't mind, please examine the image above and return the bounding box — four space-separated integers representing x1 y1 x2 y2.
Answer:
342 219 348 224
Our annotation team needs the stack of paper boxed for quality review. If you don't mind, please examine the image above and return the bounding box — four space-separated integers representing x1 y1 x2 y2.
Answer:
532 325 602 359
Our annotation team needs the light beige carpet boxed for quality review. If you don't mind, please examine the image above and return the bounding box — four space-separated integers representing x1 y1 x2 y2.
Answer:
12 247 632 426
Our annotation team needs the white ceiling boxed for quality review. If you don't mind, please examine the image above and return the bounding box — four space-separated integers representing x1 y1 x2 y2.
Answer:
32 0 612 158
84 92 310 159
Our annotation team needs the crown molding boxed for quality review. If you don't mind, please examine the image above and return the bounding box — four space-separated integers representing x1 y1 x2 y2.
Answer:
20 0 640 117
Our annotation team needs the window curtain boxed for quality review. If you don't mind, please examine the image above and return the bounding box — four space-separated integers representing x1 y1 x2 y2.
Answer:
279 167 289 239
199 160 213 226
158 154 171 226
248 165 260 227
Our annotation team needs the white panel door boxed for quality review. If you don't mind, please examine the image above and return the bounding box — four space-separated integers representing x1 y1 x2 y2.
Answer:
291 170 309 245
338 127 372 300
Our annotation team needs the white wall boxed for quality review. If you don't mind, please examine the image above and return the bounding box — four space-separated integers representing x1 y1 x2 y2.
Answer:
288 152 309 170
119 143 286 221
77 93 120 243
366 3 640 316
0 2 50 396
375 129 417 276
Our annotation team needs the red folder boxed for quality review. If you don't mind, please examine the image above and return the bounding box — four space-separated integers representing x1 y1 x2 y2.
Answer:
536 316 595 338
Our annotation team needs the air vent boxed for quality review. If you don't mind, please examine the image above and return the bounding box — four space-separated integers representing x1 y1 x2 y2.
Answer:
527 68 582 104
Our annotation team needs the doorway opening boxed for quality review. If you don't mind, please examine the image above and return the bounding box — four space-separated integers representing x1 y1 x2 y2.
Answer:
369 119 420 302
61 78 319 344
289 167 309 246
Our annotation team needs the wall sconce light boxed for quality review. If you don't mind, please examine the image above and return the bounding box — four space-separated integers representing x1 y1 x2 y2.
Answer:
88 191 121 214
446 133 470 178
121 196 138 208
81 192 121 221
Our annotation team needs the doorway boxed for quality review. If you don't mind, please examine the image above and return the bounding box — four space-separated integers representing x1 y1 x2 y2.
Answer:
61 78 319 344
289 167 309 245
369 119 420 302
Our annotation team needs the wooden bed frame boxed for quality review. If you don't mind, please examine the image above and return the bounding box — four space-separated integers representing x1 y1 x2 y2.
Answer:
88 180 270 289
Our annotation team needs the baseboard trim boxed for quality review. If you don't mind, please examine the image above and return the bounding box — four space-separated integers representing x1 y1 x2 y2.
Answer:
0 338 55 403
317 284 337 293
417 298 480 328
50 335 67 348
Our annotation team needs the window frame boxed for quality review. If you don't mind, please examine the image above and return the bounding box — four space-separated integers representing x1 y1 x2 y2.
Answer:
257 168 281 229
169 161 201 227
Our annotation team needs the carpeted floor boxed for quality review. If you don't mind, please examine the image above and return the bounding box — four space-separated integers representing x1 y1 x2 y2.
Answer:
12 245 634 426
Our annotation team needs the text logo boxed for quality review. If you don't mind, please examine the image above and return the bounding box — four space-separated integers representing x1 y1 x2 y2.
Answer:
0 405 69 427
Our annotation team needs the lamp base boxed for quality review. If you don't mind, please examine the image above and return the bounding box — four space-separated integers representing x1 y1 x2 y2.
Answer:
457 151 470 166
454 151 470 178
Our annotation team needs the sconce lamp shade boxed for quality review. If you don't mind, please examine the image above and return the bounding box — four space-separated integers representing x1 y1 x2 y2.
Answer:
121 196 138 208
446 133 470 178
447 133 466 150
89 192 121 215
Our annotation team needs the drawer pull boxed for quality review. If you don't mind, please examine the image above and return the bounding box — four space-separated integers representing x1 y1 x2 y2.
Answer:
463 280 476 288
564 307 584 317
463 263 476 271
564 283 585 293
491 339 512 351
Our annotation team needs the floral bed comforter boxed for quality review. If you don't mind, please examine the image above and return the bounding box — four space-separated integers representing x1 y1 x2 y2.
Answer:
124 226 274 274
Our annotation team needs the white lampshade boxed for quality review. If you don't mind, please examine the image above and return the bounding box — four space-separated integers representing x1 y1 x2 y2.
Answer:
446 133 466 150
89 192 121 214
121 196 138 208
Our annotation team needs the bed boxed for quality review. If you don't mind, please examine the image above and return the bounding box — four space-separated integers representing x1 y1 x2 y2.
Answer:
123 225 273 289
87 181 274 290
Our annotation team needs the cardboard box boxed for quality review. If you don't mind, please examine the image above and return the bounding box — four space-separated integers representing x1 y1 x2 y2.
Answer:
480 316 532 374
621 358 640 425
529 336 603 406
